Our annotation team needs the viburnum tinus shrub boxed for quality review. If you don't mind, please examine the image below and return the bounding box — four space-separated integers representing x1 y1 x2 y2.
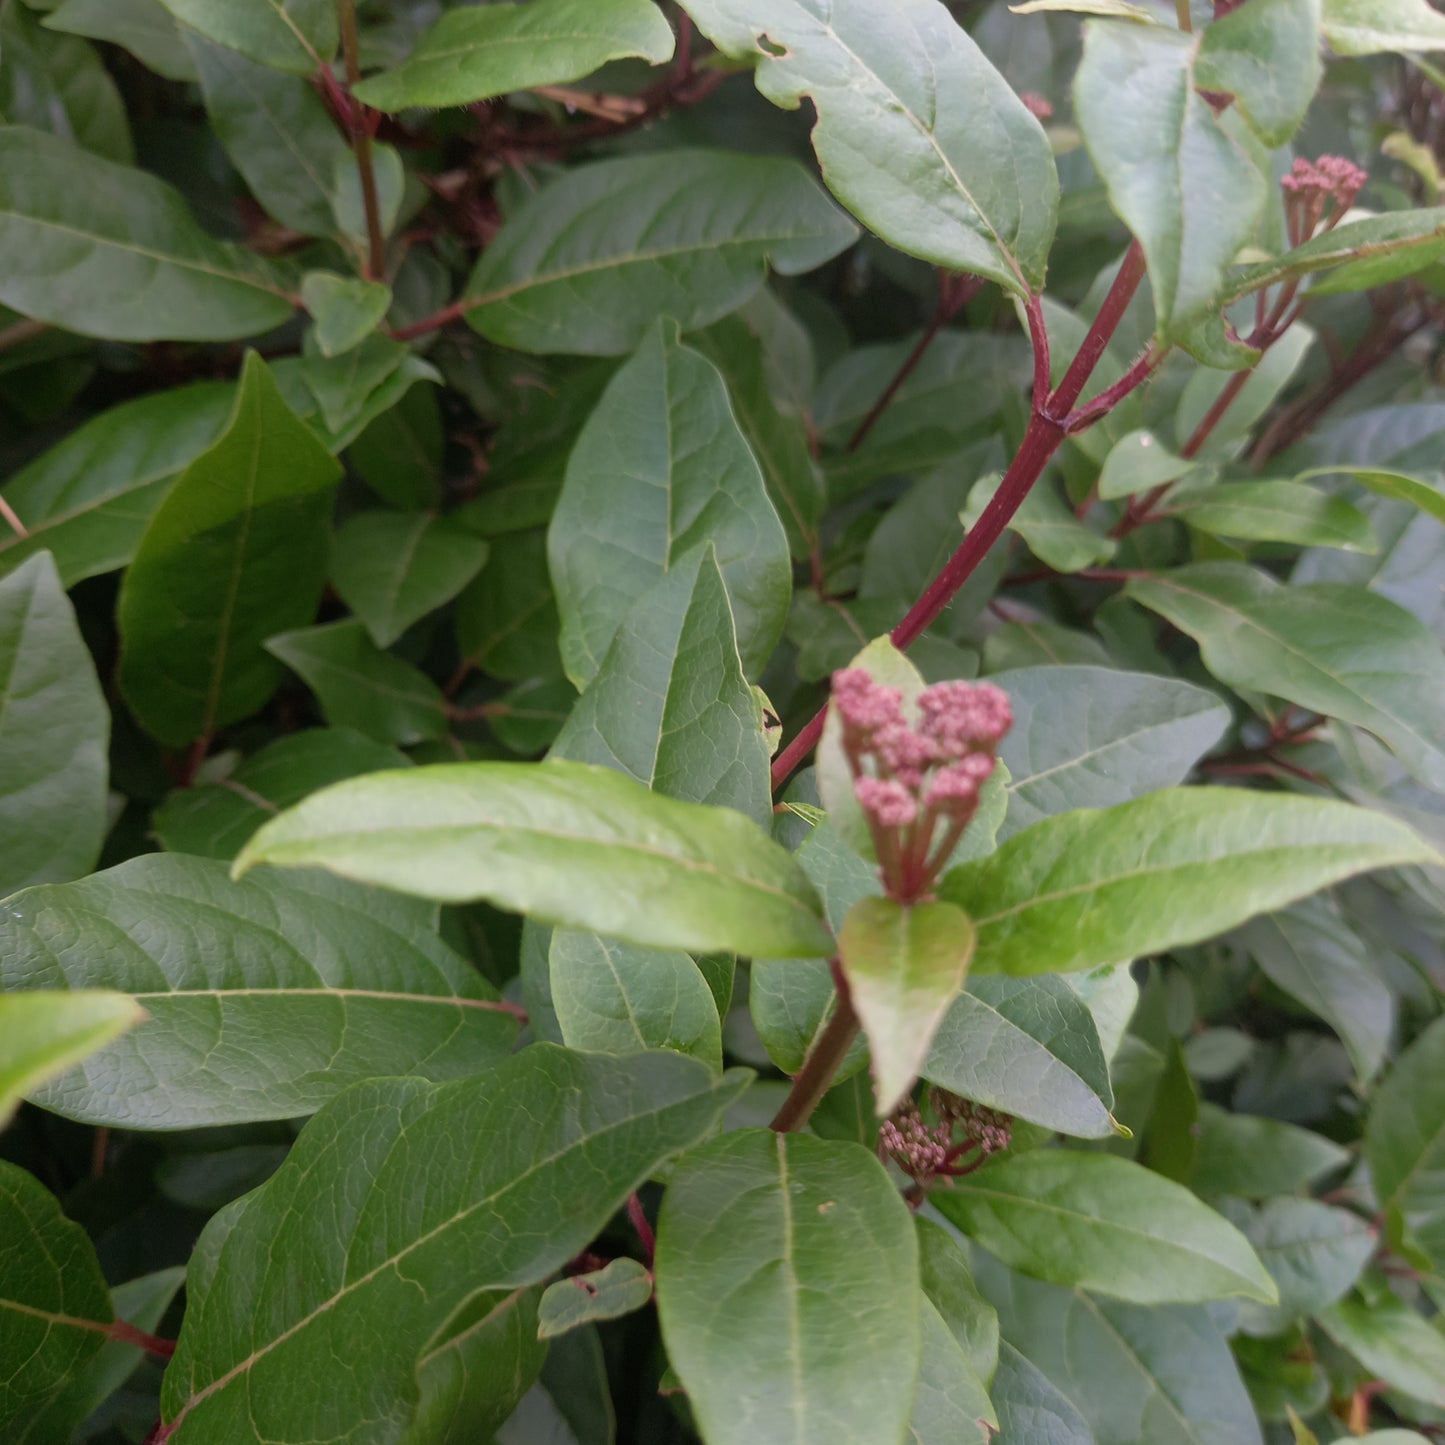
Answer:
3 0 1445 1440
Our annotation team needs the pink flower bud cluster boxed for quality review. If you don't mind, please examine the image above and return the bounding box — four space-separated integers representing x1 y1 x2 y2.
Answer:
1282 155 1368 246
832 669 1012 902
879 1092 1014 1192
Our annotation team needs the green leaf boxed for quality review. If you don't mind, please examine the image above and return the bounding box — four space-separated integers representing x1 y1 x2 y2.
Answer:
549 546 772 827
1317 1293 1445 1408
0 991 144 1129
265 619 449 746
681 0 1059 297
463 151 857 355
1193 0 1322 147
990 1339 1096 1445
158 1048 743 1439
1175 324 1316 459
331 511 489 648
839 896 975 1115
0 382 235 587
655 1129 922 1445
537 1259 654 1342
0 1 132 163
1127 564 1445 790
0 552 108 895
0 1162 113 1440
1076 23 1265 366
549 930 723 1071
456 528 563 683
152 728 408 859
44 0 198 82
1298 464 1445 529
549 321 791 686
1237 898 1393 1080
349 384 443 511
936 1150 1276 1304
1170 480 1376 552
189 35 351 237
992 665 1230 841
0 854 518 1128
234 759 835 959
923 975 1116 1138
965 472 1117 574
1188 1104 1351 1199
1224 208 1445 301
0 126 295 341
1367 1016 1445 1271
281 335 439 450
153 0 336 72
302 272 392 356
1097 430 1199 501
117 355 341 746
909 1296 996 1444
353 0 675 110
916 1218 1000 1383
1322 0 1445 53
941 786 1435 978
976 1258 1264 1445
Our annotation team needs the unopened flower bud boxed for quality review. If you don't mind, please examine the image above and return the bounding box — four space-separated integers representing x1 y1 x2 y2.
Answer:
855 775 918 829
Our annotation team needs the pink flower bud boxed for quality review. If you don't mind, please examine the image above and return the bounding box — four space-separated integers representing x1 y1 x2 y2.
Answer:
854 776 918 829
917 680 1013 757
831 669 903 742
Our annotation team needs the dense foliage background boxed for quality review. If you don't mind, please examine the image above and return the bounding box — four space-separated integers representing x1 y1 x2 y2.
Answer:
2 0 1445 1442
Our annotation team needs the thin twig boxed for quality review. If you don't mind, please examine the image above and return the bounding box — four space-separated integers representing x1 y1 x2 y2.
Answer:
770 961 860 1133
0 495 28 539
337 0 387 279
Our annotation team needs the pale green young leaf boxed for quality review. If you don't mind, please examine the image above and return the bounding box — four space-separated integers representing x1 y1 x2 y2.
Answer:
549 322 791 687
1194 0 1322 147
44 0 198 81
464 152 857 356
265 619 449 746
0 127 295 341
1174 325 1316 456
537 1259 654 1342
0 992 144 1128
839 896 975 1115
550 546 772 826
1322 0 1445 53
0 855 517 1128
680 0 1059 296
330 511 489 648
1011 0 1157 17
1317 1293 1445 1408
153 0 336 72
655 1129 921 1445
549 930 723 1072
1127 564 1445 789
1076 23 1265 366
0 1162 113 1440
118 354 341 746
1297 465 1445 528
941 787 1438 977
935 1150 1277 1305
233 759 834 960
152 729 408 859
0 553 108 895
158 1048 744 1440
923 975 1116 1138
1097 430 1200 501
301 273 392 356
1169 480 1377 552
353 0 675 110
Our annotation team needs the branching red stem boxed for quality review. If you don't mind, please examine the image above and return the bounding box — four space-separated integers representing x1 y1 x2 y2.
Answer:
769 960 860 1133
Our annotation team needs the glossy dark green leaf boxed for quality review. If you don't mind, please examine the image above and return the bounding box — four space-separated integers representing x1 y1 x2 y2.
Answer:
464 152 856 356
936 1150 1276 1304
0 854 518 1128
1317 1293 1445 1408
549 930 723 1071
0 127 295 341
1367 1017 1445 1270
234 759 834 959
43 0 196 80
1169 481 1376 553
992 665 1230 841
0 552 108 895
1322 0 1445 54
537 1259 654 1341
681 0 1059 296
331 511 489 648
0 382 234 586
152 728 408 859
1189 1104 1351 1199
1128 564 1445 790
118 355 341 746
266 619 450 746
455 528 563 683
655 1129 921 1445
941 787 1436 978
1192 0 1322 147
549 321 790 686
353 0 675 110
923 975 1116 1138
348 383 443 511
158 1048 744 1439
549 546 773 826
840 896 975 1115
153 0 336 72
0 1161 113 1440
1076 23 1264 366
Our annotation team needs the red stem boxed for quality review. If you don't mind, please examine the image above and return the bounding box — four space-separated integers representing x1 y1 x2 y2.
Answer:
107 1319 177 1359
626 1192 655 1264
769 960 860 1133
1048 241 1147 419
